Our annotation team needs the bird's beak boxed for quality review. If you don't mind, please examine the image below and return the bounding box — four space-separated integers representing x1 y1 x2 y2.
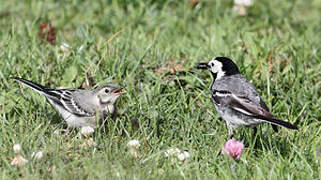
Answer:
113 86 126 95
195 62 209 70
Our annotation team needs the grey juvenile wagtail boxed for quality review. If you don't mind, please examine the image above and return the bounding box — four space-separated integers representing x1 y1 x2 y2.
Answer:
13 77 124 131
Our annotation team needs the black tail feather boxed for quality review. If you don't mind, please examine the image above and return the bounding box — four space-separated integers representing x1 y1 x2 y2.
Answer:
267 118 298 130
256 115 298 130
12 77 48 94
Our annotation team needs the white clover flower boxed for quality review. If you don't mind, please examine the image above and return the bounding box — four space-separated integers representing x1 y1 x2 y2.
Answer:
13 144 21 154
183 151 190 159
164 148 181 157
177 152 186 161
11 155 28 167
127 140 140 149
60 42 70 53
233 0 252 15
177 151 190 161
234 0 253 6
80 126 95 137
127 140 141 158
31 151 43 160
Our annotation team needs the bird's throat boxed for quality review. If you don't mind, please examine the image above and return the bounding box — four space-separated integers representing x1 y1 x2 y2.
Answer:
211 72 218 81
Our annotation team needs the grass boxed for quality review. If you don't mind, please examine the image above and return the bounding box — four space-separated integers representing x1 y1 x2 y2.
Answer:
1 0 321 179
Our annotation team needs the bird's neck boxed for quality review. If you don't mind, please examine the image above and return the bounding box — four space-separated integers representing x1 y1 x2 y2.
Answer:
211 71 225 82
107 104 117 116
211 72 217 80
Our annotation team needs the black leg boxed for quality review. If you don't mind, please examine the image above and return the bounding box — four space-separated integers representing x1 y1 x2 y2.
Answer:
272 124 278 132
253 126 257 137
217 150 222 157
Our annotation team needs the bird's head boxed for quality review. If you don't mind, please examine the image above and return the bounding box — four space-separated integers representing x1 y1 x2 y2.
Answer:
95 84 125 105
195 57 240 80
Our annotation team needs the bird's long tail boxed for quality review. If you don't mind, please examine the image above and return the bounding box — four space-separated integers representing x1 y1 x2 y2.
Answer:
257 115 298 130
13 77 48 95
267 118 298 130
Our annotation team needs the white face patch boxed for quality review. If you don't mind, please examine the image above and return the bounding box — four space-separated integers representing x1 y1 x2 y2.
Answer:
208 59 225 79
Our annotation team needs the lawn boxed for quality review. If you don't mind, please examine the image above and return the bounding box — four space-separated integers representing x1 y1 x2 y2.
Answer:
1 0 321 179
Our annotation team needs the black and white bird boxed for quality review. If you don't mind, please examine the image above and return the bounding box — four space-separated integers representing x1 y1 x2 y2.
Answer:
195 57 297 138
13 77 124 132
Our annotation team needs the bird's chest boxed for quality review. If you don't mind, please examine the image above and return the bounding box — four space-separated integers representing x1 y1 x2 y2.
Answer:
100 105 117 118
211 89 249 128
213 104 246 128
211 90 232 107
106 105 115 114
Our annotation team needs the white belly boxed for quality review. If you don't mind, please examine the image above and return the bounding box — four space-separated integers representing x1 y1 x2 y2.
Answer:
51 103 96 128
214 104 262 128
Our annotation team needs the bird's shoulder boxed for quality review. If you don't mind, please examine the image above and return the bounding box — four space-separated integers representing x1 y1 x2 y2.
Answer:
212 74 263 105
69 90 98 115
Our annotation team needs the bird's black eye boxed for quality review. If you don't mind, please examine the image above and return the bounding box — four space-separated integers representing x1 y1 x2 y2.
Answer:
210 62 214 67
105 88 110 93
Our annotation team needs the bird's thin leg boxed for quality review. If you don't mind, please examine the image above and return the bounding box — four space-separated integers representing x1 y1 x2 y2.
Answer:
271 124 278 133
217 150 222 157
228 126 234 139
217 126 233 157
253 127 257 137
225 121 234 139
218 123 233 157
251 126 260 149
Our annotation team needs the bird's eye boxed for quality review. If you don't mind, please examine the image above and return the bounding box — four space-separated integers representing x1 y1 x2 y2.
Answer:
210 62 214 67
105 89 110 93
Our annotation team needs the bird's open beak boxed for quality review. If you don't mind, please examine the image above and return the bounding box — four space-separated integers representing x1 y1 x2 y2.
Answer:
113 86 126 94
195 62 209 70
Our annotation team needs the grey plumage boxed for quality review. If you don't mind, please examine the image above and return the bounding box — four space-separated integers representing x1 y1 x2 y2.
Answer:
196 57 297 138
13 77 124 129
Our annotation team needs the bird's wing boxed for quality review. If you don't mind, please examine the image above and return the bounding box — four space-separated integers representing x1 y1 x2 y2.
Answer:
212 90 297 129
46 89 95 117
212 90 275 118
14 77 95 117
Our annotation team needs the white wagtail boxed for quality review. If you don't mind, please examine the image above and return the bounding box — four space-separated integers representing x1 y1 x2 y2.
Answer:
195 57 298 138
13 77 124 131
